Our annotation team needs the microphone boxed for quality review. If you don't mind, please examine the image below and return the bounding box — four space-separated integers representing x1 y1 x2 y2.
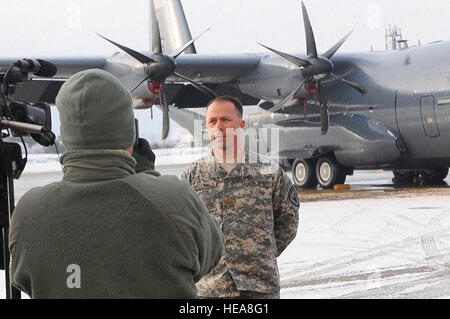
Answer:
14 59 57 77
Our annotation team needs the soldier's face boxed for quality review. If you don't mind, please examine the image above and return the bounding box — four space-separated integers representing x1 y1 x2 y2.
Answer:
206 101 246 150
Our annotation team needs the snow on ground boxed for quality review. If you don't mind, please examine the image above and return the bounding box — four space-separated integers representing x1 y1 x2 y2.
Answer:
1 151 449 299
3 194 449 299
279 196 450 299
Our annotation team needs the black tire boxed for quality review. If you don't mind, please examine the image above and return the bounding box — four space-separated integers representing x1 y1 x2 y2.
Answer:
393 170 415 184
316 156 347 189
421 168 449 183
292 158 318 189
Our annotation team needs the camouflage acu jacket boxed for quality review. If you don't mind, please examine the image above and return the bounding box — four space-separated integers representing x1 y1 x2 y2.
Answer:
182 151 299 297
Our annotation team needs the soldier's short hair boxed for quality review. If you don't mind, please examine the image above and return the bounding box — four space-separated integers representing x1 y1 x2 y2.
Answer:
206 96 243 119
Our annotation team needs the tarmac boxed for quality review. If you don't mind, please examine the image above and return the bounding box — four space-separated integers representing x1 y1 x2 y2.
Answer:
300 185 450 202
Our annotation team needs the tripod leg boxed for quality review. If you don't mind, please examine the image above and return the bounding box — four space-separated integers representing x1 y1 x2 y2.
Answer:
0 144 22 299
2 227 20 299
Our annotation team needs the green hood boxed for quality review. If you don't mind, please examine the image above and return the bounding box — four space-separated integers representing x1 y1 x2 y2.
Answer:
56 69 135 151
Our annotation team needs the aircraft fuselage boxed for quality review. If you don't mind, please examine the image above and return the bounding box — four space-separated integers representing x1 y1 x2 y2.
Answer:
101 40 450 171
237 41 450 170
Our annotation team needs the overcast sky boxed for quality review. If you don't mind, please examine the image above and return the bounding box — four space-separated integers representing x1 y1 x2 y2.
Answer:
2 0 450 142
2 0 450 58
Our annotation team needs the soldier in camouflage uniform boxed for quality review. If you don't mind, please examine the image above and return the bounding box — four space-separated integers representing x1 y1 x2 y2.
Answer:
182 96 299 299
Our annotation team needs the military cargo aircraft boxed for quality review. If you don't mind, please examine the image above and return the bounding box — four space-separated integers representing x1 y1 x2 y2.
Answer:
1 0 450 189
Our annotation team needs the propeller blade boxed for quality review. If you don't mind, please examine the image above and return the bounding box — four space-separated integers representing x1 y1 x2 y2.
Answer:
97 34 155 64
301 2 318 58
150 0 162 55
170 28 211 59
130 75 151 94
257 43 311 68
174 71 217 99
323 30 354 59
269 76 310 113
318 81 329 135
329 73 368 95
160 84 170 139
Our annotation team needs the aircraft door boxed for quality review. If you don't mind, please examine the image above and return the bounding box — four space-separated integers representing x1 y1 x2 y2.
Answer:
396 92 444 159
420 96 440 137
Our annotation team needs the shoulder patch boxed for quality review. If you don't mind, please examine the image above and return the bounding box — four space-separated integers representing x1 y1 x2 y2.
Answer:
287 185 300 208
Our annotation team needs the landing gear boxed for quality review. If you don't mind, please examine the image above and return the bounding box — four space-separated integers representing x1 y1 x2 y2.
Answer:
393 168 449 186
421 168 449 183
393 170 415 184
316 156 347 189
292 155 348 189
292 158 318 189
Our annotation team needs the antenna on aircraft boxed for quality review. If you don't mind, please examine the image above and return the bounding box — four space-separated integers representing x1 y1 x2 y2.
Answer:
385 25 408 51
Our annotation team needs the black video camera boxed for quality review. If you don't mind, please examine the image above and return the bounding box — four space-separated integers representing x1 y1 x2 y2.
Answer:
1 59 56 148
7 101 54 147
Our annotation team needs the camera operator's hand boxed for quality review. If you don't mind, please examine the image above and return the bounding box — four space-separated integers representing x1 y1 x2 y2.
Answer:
132 138 156 173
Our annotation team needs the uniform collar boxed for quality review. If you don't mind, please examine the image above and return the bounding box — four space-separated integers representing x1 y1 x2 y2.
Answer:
204 147 254 179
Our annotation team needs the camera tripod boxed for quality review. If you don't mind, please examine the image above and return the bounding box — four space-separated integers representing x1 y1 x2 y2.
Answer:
0 140 23 299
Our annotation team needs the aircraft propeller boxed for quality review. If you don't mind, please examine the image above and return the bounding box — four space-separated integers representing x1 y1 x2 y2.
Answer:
259 1 367 134
98 13 216 139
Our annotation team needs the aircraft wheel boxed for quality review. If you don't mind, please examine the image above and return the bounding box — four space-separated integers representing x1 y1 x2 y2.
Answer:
421 168 449 183
316 156 346 189
393 170 415 184
292 158 318 189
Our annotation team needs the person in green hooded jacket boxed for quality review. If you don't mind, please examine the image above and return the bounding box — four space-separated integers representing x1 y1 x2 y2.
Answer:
8 69 224 299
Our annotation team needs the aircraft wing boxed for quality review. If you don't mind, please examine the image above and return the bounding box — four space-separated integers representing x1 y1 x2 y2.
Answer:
168 54 262 84
163 54 262 108
0 56 108 103
0 56 107 78
0 54 262 107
